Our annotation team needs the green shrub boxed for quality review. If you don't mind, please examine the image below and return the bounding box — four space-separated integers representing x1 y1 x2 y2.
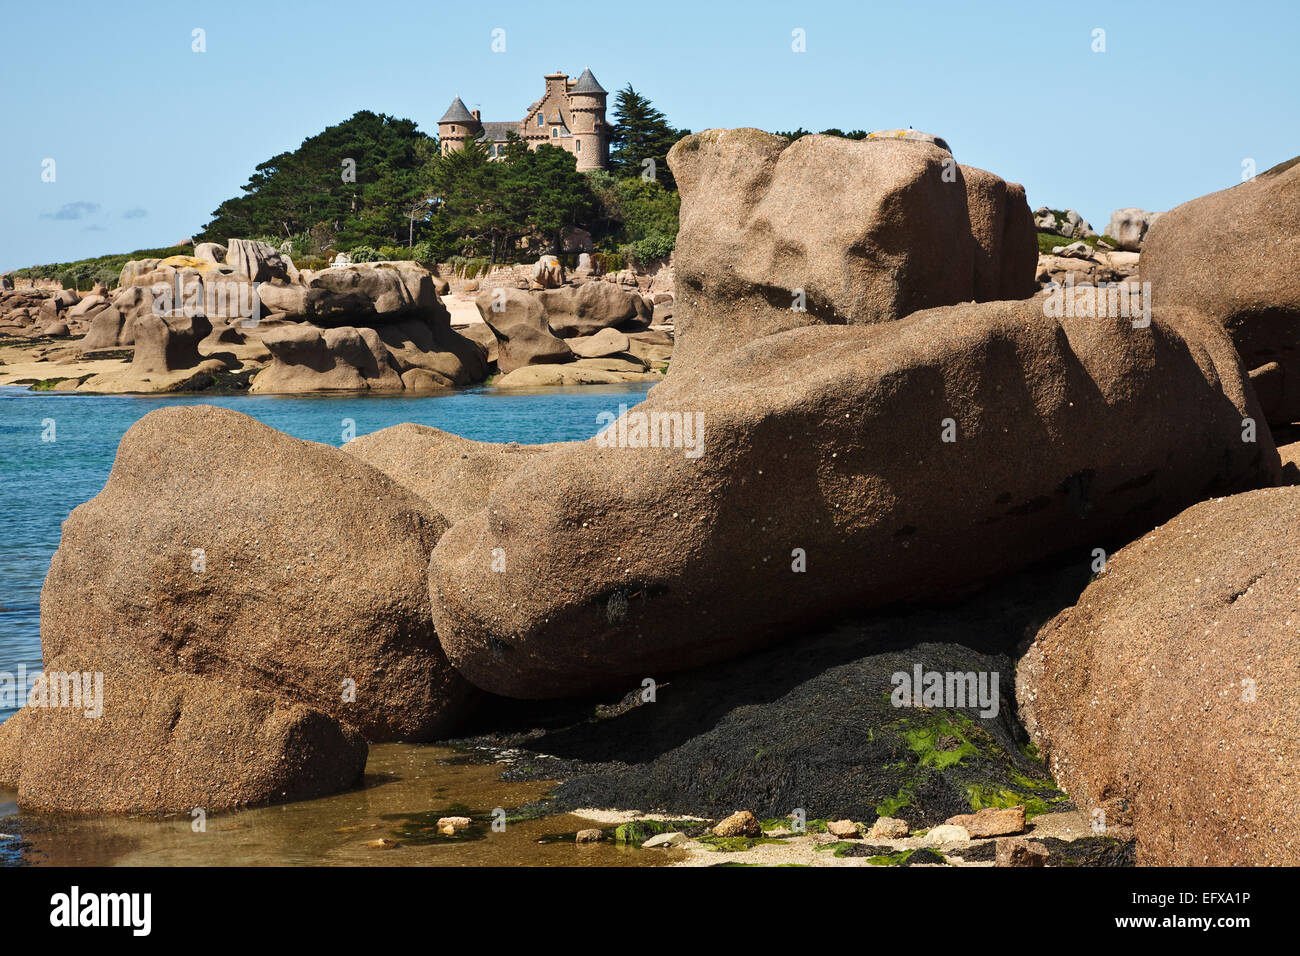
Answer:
591 251 624 273
9 244 193 287
624 232 675 265
449 255 490 278
347 244 381 263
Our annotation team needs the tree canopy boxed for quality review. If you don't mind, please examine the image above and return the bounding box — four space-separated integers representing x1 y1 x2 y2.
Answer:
424 135 596 261
200 111 431 249
194 90 688 266
774 127 870 142
608 85 690 190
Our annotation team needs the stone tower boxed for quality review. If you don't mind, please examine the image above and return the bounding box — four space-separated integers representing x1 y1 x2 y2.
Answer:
437 96 481 155
566 67 608 172
436 71 610 170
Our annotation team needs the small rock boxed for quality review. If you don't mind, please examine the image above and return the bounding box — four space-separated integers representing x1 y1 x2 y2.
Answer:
925 824 971 845
642 832 688 848
945 805 1027 838
436 815 473 835
364 838 400 850
575 828 604 844
826 819 860 839
867 816 910 840
1052 241 1093 260
996 837 1050 867
712 810 762 838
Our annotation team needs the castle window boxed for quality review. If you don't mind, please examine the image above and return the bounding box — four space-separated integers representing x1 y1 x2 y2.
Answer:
552 127 558 138
450 125 456 132
537 114 544 127
575 140 581 152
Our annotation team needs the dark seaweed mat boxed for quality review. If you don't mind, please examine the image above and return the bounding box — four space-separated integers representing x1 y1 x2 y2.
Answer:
452 561 1090 827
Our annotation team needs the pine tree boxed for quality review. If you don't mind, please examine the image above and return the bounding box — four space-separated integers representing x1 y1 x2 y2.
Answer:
608 85 687 190
199 111 431 247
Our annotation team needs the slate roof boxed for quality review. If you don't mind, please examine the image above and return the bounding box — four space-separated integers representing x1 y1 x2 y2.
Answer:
569 67 606 95
439 97 476 124
477 122 517 143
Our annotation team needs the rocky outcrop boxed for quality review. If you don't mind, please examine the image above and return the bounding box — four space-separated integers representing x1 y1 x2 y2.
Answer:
492 358 656 388
475 288 573 372
40 405 474 742
665 129 1038 372
251 324 402 392
251 314 487 393
569 327 631 358
1107 208 1162 251
532 255 565 289
375 316 488 386
225 238 297 284
118 258 160 288
0 648 367 815
1034 207 1097 239
131 311 211 374
1036 249 1140 288
1017 486 1300 865
193 242 228 265
78 308 229 393
429 298 1275 698
0 710 19 789
963 166 1040 301
344 423 568 525
256 261 437 326
538 282 652 337
1140 157 1300 424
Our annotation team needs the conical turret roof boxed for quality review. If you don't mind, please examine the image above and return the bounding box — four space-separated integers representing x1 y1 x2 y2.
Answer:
439 96 476 124
569 68 606 95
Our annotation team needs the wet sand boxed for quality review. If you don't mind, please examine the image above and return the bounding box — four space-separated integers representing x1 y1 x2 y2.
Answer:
0 745 684 867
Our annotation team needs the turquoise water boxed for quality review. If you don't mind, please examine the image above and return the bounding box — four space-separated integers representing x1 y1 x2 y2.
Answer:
0 383 653 722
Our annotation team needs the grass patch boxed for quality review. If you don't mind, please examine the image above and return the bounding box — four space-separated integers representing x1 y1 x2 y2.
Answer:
1037 232 1122 255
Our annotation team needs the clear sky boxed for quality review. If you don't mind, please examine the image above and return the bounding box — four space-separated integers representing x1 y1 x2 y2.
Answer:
1 0 1295 271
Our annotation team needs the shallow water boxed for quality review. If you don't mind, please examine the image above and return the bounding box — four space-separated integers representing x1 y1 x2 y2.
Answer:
0 382 661 866
0 744 680 867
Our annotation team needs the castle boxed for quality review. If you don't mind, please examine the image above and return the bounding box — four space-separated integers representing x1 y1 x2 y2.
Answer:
437 68 610 172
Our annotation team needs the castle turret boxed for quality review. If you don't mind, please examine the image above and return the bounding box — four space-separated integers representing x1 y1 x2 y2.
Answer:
566 67 608 172
437 96 481 155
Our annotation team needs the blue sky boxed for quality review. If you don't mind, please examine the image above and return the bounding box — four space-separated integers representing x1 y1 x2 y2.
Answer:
1 0 1295 271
